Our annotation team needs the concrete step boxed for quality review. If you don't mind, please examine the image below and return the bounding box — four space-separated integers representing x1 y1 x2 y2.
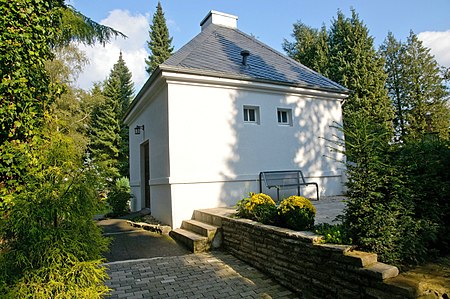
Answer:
181 219 218 239
169 228 210 253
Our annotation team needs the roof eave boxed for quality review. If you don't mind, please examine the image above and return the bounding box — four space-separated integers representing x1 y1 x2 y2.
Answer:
123 66 163 124
159 64 350 95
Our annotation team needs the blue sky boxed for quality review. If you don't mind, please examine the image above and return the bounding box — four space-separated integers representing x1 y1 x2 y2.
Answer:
70 0 450 91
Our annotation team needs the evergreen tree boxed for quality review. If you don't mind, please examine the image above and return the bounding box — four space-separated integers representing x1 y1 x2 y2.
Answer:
328 10 393 140
284 9 394 152
379 32 407 142
89 52 134 181
145 1 173 74
1 1 124 296
380 31 449 142
402 31 449 141
283 23 329 76
103 52 134 178
89 82 120 182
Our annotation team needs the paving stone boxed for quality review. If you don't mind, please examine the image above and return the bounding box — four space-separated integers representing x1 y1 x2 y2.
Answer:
106 251 300 298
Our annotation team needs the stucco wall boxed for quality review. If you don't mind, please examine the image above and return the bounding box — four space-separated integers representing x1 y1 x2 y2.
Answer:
166 78 346 228
128 86 173 225
127 71 346 228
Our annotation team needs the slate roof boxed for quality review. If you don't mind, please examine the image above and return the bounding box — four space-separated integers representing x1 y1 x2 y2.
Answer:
162 24 347 93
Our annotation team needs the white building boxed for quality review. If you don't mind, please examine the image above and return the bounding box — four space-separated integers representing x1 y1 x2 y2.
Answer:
124 11 348 228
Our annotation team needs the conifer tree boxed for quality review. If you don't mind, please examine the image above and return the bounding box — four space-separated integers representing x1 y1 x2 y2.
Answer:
380 31 449 142
103 52 134 177
379 32 407 142
328 10 393 138
284 9 394 149
283 23 329 76
145 1 173 74
401 32 449 141
89 83 120 182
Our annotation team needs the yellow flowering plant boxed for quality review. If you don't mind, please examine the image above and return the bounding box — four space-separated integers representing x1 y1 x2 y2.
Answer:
236 192 277 224
278 195 316 215
278 196 316 230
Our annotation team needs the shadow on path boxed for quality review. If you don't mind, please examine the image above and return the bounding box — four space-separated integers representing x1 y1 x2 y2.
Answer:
97 219 189 262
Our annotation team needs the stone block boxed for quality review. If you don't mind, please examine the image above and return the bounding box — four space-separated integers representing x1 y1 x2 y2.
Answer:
359 262 399 280
340 250 378 267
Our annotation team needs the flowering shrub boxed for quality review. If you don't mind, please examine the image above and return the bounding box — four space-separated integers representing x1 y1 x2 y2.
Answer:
236 193 277 224
278 196 316 230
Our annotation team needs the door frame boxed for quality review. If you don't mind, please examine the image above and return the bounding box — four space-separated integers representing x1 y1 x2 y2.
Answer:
140 140 150 210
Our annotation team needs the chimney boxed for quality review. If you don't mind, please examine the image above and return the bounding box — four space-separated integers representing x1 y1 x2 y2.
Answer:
200 10 238 31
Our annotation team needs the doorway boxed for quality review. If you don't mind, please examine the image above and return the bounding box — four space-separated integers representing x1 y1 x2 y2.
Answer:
141 141 150 209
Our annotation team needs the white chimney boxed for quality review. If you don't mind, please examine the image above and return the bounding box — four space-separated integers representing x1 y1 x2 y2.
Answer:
200 10 238 31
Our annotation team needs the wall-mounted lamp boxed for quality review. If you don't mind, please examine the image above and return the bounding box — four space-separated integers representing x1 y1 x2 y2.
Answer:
134 125 144 135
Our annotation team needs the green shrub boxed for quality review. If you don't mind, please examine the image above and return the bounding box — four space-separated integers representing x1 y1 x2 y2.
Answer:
236 193 277 224
0 133 110 297
278 196 316 231
108 177 131 216
394 139 450 256
314 223 352 244
328 116 445 266
252 204 278 225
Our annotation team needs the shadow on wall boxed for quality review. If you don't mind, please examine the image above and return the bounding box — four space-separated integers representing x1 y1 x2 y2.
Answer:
216 35 344 205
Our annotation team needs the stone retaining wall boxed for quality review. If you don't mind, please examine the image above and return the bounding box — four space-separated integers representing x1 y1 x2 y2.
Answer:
220 216 415 299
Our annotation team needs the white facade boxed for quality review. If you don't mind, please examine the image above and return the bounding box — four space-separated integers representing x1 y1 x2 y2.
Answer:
126 70 347 228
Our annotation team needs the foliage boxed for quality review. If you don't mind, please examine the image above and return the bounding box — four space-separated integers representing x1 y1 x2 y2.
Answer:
89 84 121 182
283 23 329 76
0 130 110 297
236 193 277 224
0 0 62 193
146 1 174 74
236 194 317 230
284 9 394 149
102 52 134 178
108 177 131 216
56 4 125 46
253 204 278 225
314 223 352 245
89 52 134 183
278 196 316 231
327 116 441 265
380 31 449 142
394 139 450 255
0 1 124 296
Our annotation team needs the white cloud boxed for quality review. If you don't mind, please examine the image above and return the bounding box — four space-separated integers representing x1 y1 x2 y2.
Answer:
76 9 150 91
418 30 450 68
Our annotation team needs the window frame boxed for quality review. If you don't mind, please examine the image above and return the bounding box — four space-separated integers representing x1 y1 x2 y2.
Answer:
243 105 260 124
277 108 293 126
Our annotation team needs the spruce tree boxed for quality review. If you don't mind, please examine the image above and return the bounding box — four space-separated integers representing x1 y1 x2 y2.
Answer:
284 10 394 142
89 52 135 182
401 31 449 141
283 23 329 76
380 31 449 142
328 10 394 139
379 33 407 142
89 83 120 182
145 1 173 74
103 52 134 178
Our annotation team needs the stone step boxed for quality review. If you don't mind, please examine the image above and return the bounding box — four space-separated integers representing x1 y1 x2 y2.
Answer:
181 219 218 239
169 228 210 253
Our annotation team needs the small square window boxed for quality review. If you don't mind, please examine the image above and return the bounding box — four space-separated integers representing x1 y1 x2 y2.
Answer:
277 108 292 125
243 106 260 124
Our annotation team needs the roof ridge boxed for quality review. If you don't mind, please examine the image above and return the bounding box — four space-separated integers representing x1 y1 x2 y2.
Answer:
230 28 346 90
